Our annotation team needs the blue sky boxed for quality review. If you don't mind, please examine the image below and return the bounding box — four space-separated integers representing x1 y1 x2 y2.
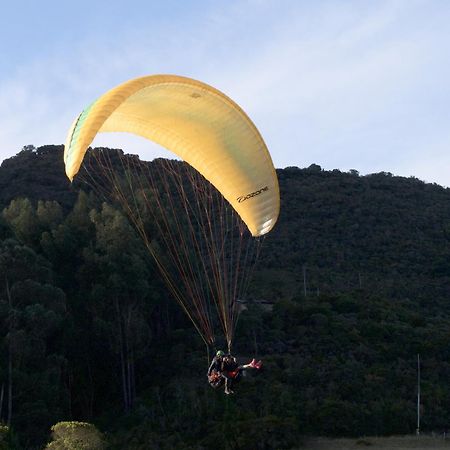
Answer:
1 0 450 186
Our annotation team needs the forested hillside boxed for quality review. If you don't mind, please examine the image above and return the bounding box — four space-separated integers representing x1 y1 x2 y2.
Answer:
1 145 450 449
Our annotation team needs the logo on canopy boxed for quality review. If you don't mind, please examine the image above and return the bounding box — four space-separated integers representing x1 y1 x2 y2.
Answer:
237 186 269 203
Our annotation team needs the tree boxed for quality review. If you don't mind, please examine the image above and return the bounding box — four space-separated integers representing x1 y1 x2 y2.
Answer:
45 421 106 450
2 198 40 247
0 239 68 446
85 204 153 413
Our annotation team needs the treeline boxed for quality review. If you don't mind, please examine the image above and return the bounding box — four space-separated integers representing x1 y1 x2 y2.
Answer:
0 146 450 449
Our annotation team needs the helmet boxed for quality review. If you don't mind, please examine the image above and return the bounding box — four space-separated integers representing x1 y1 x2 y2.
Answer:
216 350 225 357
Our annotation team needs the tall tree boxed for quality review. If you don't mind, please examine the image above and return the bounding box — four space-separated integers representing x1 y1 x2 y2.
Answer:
0 239 68 447
85 204 153 413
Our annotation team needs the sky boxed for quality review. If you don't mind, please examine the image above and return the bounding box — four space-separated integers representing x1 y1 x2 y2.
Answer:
1 0 450 186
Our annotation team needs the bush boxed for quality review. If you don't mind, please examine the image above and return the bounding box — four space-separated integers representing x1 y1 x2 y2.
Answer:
45 421 107 450
0 424 9 450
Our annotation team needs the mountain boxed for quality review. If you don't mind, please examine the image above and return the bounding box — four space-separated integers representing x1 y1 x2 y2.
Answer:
0 145 77 210
1 145 450 449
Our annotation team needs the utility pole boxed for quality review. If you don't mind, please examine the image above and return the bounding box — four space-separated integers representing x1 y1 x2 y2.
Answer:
303 265 307 297
416 354 421 436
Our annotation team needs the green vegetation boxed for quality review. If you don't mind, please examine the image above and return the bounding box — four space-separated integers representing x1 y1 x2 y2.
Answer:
0 425 10 450
1 146 450 449
45 422 106 450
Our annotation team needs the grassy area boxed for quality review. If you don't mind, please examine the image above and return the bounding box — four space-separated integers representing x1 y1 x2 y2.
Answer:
302 435 450 449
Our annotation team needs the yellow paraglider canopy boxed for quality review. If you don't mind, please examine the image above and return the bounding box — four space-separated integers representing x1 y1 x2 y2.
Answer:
64 74 279 236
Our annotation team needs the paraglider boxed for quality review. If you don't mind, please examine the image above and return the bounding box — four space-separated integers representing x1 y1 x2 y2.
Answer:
207 350 262 395
64 74 279 381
